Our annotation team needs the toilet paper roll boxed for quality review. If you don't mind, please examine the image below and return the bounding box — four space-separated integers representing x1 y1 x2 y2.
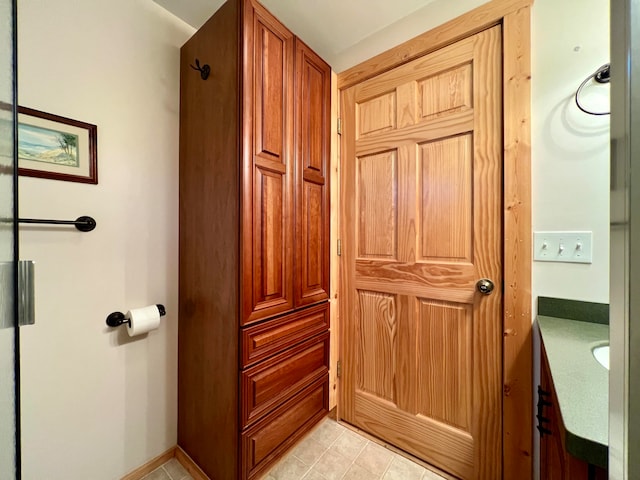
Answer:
126 305 161 337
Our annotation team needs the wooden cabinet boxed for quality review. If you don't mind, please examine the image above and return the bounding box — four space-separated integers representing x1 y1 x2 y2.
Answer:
178 0 331 478
539 348 607 480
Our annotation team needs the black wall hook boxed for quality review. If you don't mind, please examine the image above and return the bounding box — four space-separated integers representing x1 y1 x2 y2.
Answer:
190 59 211 80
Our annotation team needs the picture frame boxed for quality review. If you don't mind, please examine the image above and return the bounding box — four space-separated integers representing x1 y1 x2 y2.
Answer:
17 106 97 184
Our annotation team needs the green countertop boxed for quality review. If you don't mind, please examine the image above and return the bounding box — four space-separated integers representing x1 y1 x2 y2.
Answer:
538 315 609 468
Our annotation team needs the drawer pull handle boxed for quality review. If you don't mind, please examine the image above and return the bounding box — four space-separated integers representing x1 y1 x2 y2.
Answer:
537 398 552 408
537 425 552 437
536 385 553 437
536 414 550 424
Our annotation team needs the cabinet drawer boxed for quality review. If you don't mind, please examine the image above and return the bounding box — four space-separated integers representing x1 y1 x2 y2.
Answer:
241 331 329 428
242 302 329 367
242 376 328 479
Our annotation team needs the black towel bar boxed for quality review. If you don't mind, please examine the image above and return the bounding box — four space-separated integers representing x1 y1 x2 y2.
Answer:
18 215 96 232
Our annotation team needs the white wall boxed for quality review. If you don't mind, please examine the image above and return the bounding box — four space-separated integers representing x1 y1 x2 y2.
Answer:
17 1 193 478
328 0 489 72
532 0 610 305
531 2 609 477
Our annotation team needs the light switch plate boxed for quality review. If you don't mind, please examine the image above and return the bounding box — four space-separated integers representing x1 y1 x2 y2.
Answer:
533 231 593 264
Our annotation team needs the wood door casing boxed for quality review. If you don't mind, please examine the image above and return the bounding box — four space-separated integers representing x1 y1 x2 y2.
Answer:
294 38 331 308
242 0 295 325
341 26 502 480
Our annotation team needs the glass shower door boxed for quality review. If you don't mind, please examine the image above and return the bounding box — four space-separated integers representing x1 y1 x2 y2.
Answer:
0 0 19 478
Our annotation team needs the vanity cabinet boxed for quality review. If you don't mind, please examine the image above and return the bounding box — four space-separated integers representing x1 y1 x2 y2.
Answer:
539 348 607 480
178 0 331 478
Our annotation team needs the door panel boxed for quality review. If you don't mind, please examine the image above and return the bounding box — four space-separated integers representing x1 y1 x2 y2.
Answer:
243 0 294 324
356 290 398 402
341 26 502 479
356 150 397 260
416 299 472 431
420 134 473 261
357 92 396 136
418 63 473 119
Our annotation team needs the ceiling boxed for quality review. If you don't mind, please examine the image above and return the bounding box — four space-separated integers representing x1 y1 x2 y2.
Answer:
153 0 489 72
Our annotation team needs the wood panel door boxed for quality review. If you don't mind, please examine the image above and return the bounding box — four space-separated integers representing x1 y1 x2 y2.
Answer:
294 38 331 308
340 26 502 479
242 0 295 325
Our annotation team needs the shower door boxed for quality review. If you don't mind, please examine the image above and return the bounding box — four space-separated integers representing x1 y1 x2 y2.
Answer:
0 0 19 478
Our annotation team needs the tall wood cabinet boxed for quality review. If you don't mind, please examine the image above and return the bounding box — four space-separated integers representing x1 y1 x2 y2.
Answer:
178 0 331 478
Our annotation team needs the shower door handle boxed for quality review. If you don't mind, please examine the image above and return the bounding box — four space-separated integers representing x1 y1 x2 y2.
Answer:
18 260 35 326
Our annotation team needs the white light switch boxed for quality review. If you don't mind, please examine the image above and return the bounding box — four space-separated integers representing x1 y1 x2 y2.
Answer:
533 231 592 264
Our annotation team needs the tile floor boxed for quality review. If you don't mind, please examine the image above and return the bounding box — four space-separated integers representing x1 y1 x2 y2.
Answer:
264 417 447 480
141 458 193 480
145 417 447 480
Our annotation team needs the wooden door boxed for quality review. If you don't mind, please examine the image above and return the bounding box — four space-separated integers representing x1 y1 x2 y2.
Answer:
294 38 331 308
340 26 502 479
242 0 295 325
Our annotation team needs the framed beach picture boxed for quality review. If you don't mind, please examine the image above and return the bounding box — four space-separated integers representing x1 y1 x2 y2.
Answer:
18 107 97 184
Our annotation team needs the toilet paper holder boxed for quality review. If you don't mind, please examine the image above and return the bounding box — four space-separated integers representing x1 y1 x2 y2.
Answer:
106 304 166 328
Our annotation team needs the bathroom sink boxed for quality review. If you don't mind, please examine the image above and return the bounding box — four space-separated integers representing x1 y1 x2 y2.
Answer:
592 345 609 370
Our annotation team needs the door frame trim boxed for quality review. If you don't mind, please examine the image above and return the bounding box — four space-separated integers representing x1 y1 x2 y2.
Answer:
336 1 533 478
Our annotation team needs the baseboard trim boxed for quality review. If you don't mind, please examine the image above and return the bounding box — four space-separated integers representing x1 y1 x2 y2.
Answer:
121 447 176 480
175 446 210 480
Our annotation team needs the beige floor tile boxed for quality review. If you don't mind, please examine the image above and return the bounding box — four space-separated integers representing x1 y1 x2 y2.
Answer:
382 455 426 480
343 463 381 480
354 442 394 476
301 470 328 480
328 429 366 461
270 455 311 480
291 437 328 466
308 418 345 448
163 458 189 480
312 448 352 480
141 467 171 480
422 469 446 480
155 419 448 480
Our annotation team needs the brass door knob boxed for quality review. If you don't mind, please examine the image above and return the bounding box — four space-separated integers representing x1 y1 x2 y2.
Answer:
476 278 495 295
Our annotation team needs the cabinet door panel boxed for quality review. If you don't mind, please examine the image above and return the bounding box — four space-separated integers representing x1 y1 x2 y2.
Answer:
243 0 294 325
294 39 331 307
255 23 284 161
